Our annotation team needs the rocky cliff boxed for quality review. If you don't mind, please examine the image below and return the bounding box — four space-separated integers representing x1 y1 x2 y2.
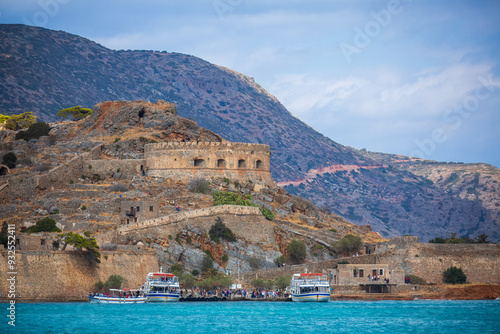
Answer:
0 24 498 242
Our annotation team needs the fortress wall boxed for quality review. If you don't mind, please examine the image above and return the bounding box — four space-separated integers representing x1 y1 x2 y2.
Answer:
117 205 262 234
144 141 273 184
0 174 38 202
0 250 158 301
97 205 273 246
88 159 145 178
376 241 500 284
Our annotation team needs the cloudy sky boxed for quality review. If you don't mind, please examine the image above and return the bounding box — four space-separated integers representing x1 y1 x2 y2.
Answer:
2 0 500 167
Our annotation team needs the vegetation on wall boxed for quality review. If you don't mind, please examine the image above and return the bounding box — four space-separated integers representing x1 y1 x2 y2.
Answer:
443 266 467 284
57 231 101 263
429 233 490 244
22 217 61 233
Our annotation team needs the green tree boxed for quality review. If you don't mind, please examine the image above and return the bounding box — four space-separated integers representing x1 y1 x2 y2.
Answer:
202 254 214 273
2 152 17 169
443 266 467 284
169 263 184 276
180 273 196 290
275 255 286 267
103 275 126 291
288 240 307 263
429 237 446 243
57 231 101 263
22 217 61 233
56 106 92 120
15 122 50 141
475 233 490 244
274 276 291 290
198 273 232 290
0 114 10 124
332 234 363 256
5 112 36 130
209 217 236 242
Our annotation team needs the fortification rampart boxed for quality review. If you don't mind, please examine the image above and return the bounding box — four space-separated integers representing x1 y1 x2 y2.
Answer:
144 141 273 184
0 249 158 301
375 237 500 284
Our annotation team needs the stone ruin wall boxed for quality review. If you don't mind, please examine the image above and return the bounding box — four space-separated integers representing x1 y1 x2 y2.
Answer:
0 249 158 301
144 141 274 184
375 236 500 284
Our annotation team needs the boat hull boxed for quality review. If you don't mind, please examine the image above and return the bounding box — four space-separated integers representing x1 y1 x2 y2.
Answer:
291 293 330 302
89 296 147 304
146 293 180 302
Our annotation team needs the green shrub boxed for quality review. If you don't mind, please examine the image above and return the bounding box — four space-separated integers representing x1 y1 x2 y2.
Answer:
260 207 275 221
202 255 214 273
188 178 211 194
169 263 184 275
212 191 255 207
407 274 426 285
443 266 467 284
222 254 229 262
429 237 445 243
69 180 74 184
275 255 286 267
249 257 259 270
191 269 199 276
2 152 17 169
338 259 350 264
186 236 192 244
288 240 307 263
15 121 50 141
0 113 10 124
81 205 87 211
81 175 86 180
329 228 337 233
316 244 324 250
274 276 291 290
114 137 121 143
223 178 230 184
23 217 61 233
209 217 236 242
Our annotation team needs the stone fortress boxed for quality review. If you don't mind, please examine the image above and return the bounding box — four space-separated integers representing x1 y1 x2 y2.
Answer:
144 141 273 184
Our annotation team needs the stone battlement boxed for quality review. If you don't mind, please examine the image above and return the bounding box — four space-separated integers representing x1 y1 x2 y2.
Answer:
145 141 274 184
117 204 262 234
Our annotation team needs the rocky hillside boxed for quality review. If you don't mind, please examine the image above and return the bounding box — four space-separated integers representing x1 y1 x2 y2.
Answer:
0 24 498 242
0 100 385 274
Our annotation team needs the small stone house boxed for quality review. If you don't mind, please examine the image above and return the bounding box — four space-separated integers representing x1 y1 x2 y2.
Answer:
329 263 404 286
119 199 159 224
15 232 57 251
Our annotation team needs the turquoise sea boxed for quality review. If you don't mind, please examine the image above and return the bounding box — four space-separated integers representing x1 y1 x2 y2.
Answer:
3 300 500 333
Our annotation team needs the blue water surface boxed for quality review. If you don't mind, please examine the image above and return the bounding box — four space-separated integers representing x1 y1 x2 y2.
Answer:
3 300 500 334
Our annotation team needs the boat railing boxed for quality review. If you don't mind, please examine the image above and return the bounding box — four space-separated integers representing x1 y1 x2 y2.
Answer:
292 278 329 285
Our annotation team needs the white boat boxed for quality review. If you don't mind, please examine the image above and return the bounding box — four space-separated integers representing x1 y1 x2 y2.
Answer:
288 273 330 302
141 270 180 302
88 288 146 304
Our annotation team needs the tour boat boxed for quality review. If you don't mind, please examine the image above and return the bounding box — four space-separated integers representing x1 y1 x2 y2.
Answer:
88 288 146 304
288 273 330 302
141 270 180 302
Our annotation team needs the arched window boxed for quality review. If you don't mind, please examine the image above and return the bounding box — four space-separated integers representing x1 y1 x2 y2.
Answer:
255 160 264 169
194 159 205 167
217 159 226 168
238 159 246 168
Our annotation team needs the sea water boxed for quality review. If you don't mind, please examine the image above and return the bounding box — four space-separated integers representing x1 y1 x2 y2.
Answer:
3 300 500 333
